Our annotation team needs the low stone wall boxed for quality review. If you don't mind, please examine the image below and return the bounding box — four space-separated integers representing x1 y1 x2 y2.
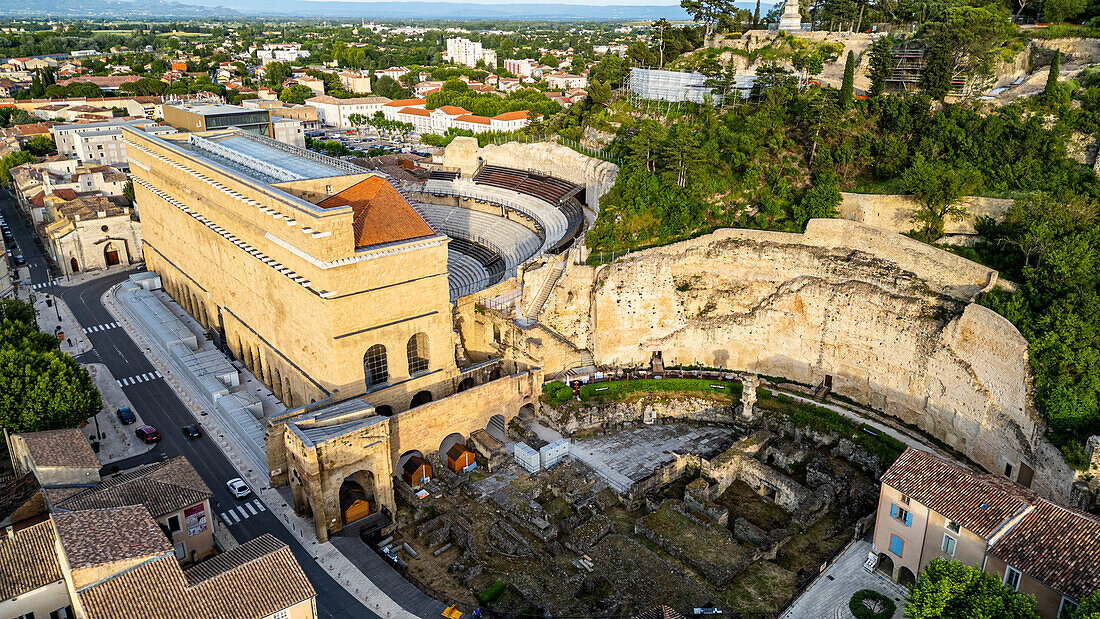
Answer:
544 397 734 435
839 192 1013 237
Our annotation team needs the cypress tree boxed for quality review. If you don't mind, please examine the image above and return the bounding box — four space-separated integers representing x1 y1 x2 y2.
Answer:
840 50 855 108
753 0 761 27
1045 50 1060 100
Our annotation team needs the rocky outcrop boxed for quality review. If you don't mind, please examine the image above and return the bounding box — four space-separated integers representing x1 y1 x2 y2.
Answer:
532 220 1072 501
838 192 1014 238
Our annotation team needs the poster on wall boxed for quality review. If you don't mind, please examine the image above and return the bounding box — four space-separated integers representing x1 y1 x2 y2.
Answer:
185 503 207 536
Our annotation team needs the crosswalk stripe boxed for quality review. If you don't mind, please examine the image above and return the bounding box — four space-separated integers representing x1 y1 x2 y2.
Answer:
141 373 151 381
253 500 266 512
154 370 162 378
238 506 250 519
219 512 232 526
245 503 257 515
115 379 123 387
228 510 240 523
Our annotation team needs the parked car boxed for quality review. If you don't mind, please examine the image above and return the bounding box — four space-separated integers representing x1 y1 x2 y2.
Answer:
226 477 251 499
182 424 202 440
116 407 137 424
13 255 25 267
135 425 160 443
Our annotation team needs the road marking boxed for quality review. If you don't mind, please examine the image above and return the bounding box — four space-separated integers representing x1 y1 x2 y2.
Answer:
83 322 120 334
31 279 60 290
237 506 250 520
228 509 240 523
253 499 266 512
245 502 257 515
116 372 165 387
219 512 232 526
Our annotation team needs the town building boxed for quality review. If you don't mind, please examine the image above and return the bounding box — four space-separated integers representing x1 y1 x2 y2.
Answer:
381 98 427 122
337 70 372 94
375 66 410 81
162 103 272 135
545 72 588 90
43 195 144 275
305 95 391 128
8 429 101 488
50 457 216 565
51 119 175 167
242 99 322 132
503 58 536 78
445 37 496 68
873 448 1100 618
256 43 312 64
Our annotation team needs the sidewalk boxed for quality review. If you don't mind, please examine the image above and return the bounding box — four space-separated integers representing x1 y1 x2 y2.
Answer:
24 287 92 355
85 362 156 465
781 538 906 619
101 282 421 619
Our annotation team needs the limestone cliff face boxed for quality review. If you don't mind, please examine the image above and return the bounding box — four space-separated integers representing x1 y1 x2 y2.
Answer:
579 220 1072 501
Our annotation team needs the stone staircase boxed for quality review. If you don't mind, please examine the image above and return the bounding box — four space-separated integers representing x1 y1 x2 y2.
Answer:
525 256 566 319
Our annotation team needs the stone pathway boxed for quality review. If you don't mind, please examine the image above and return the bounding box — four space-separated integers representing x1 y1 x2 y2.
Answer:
781 538 906 619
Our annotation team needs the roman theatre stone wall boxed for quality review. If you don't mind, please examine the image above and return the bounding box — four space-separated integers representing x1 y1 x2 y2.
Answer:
538 219 1072 500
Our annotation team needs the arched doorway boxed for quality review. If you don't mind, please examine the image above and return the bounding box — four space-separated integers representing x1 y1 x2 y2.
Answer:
898 566 916 587
397 450 424 472
517 403 535 422
410 390 433 409
339 471 375 526
438 433 466 460
487 414 507 442
70 257 79 272
374 404 393 417
457 377 476 392
876 553 895 579
103 241 121 266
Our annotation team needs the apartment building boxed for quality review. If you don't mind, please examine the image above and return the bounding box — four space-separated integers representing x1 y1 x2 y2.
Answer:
337 70 372 94
445 37 496 68
305 95 391 128
50 119 175 167
545 72 588 90
503 58 536 78
873 448 1100 618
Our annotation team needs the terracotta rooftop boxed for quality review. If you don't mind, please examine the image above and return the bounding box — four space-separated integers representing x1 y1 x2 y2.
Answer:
0 520 64 599
52 506 173 570
455 114 491 125
15 428 101 470
988 500 1100 600
383 98 426 107
879 448 1030 539
55 456 212 519
0 472 42 526
316 176 435 248
399 107 430 117
78 534 316 619
436 105 468 116
494 110 535 122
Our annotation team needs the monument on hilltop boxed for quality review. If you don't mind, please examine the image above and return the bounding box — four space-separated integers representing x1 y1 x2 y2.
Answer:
779 0 803 32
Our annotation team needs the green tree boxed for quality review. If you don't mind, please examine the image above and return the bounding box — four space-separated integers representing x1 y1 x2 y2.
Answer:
681 0 734 43
899 154 979 241
918 5 1013 86
265 61 292 88
588 79 612 106
754 0 762 25
904 559 1039 619
920 44 952 101
867 39 892 97
1044 0 1086 22
279 84 314 104
1072 590 1100 618
0 151 34 186
540 53 560 68
1045 50 1061 100
24 136 56 157
372 75 410 100
122 179 135 203
840 50 856 108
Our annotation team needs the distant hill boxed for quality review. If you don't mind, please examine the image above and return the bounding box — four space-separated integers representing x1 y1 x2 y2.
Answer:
0 0 241 17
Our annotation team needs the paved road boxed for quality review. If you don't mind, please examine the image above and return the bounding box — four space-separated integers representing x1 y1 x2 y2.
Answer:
1 192 375 619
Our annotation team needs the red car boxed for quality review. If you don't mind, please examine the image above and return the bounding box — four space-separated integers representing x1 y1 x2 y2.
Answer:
136 425 161 444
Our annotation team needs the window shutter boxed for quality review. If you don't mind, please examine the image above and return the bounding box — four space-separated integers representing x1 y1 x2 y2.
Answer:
890 504 898 519
905 512 913 527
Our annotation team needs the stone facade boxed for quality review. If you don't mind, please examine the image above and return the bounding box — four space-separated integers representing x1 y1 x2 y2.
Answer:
838 192 1014 241
271 360 541 541
44 197 143 275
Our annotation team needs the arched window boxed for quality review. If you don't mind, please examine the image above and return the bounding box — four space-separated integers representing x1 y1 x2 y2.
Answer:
407 333 429 375
364 344 388 387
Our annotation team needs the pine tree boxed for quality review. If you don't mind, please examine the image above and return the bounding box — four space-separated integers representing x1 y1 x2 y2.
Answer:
920 45 952 101
753 0 761 26
866 38 891 97
1045 50 1060 100
840 50 855 108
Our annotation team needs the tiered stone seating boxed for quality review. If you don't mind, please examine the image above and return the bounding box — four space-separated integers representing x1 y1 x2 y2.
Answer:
415 201 541 272
446 250 489 302
450 237 505 285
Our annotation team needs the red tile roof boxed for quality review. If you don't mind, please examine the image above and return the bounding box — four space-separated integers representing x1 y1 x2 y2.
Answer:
0 520 63 599
455 114 490 125
436 105 468 116
988 500 1100 600
493 110 534 122
398 107 430 117
879 448 1030 538
316 176 435 248
383 98 426 108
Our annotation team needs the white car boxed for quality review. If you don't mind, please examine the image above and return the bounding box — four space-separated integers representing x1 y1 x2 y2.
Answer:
226 478 251 499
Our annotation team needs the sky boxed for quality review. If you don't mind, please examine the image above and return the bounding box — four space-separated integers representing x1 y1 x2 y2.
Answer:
293 0 689 5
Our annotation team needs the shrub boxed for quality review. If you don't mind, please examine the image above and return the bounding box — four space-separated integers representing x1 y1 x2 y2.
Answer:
478 581 508 604
849 589 896 619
